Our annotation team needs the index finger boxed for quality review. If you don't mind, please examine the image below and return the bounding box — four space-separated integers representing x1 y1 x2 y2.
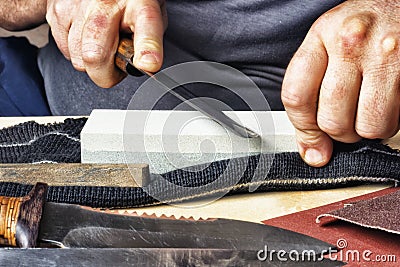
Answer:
282 29 333 166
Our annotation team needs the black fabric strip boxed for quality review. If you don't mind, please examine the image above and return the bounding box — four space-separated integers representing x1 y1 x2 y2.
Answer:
0 140 398 208
0 119 399 208
0 118 86 163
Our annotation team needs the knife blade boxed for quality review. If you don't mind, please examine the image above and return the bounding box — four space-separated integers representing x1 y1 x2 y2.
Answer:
115 38 259 139
0 183 334 257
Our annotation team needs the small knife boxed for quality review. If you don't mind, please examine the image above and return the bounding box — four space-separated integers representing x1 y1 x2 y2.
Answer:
0 183 334 256
115 38 259 139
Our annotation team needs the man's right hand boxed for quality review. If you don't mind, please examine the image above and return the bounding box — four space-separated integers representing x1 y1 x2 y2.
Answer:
46 0 167 88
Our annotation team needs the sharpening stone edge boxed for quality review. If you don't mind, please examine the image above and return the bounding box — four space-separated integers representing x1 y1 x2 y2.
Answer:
81 110 297 174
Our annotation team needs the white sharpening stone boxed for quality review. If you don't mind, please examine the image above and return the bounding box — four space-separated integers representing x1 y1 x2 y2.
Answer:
81 110 297 174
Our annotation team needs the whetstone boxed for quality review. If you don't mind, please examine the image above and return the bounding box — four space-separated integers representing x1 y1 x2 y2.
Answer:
0 163 149 187
81 110 297 174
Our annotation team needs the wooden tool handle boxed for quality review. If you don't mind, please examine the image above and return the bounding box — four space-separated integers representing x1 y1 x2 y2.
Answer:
0 183 47 248
115 38 144 77
115 38 135 74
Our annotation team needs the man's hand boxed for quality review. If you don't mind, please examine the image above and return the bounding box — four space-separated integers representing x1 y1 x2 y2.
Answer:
46 0 167 88
282 0 400 167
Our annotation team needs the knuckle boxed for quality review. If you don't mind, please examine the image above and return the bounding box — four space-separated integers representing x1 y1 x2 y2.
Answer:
310 12 330 35
81 43 108 65
86 1 121 25
45 13 52 25
135 37 162 51
336 14 373 58
356 123 384 139
317 114 351 138
95 0 122 11
87 13 110 30
281 89 311 109
355 100 384 138
136 5 162 21
355 119 396 139
98 0 117 5
71 62 85 72
356 89 400 139
310 24 324 40
71 57 85 71
296 129 325 147
339 24 367 48
340 15 372 44
295 45 325 65
53 1 68 16
84 8 121 36
380 34 399 56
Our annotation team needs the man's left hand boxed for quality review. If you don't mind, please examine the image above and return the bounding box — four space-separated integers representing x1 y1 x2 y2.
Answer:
282 0 400 167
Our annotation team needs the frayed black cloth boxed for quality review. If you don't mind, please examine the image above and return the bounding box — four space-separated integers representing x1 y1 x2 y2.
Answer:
0 118 86 163
0 119 399 208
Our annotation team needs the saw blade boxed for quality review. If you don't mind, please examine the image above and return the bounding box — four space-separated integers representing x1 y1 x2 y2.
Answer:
101 208 211 221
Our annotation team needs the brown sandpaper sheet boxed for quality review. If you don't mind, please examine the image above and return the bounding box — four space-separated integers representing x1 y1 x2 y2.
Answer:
263 187 400 266
317 190 400 235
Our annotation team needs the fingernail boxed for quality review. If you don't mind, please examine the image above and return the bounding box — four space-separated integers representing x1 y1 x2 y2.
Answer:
304 148 324 165
139 53 158 65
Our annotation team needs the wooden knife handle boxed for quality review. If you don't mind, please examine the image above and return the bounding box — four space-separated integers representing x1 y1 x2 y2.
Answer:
0 183 47 248
115 38 135 74
115 38 144 77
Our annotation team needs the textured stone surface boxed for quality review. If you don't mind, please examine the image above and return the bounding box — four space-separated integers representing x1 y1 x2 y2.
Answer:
81 110 297 173
0 163 149 187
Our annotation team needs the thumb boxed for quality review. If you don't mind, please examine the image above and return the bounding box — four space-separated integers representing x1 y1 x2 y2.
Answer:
282 29 333 167
124 0 165 73
295 129 333 167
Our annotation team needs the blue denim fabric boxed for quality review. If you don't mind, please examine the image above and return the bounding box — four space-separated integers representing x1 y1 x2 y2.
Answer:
0 37 50 116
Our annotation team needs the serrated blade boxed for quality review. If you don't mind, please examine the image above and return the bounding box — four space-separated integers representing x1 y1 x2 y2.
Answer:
105 209 209 221
38 202 334 254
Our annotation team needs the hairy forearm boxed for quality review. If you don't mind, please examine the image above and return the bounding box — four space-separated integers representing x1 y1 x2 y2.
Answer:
0 0 47 31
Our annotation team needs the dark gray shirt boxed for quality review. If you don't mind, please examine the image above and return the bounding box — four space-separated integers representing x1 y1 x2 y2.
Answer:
39 0 346 114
